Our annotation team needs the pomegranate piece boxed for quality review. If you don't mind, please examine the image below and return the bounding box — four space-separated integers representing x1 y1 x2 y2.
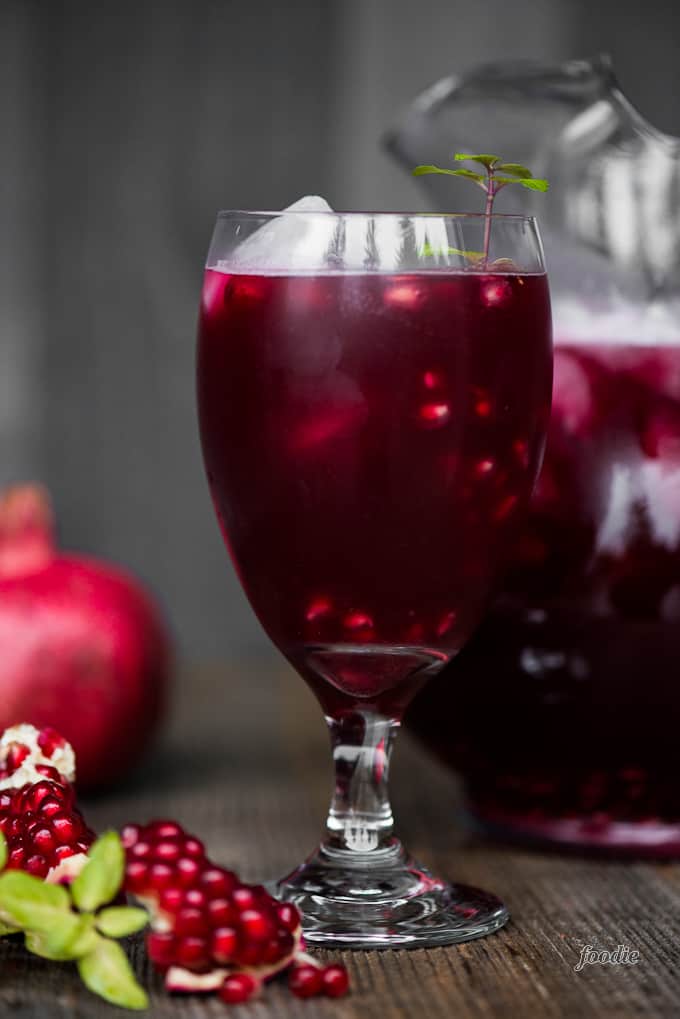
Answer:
322 963 350 998
122 819 303 990
0 774 94 882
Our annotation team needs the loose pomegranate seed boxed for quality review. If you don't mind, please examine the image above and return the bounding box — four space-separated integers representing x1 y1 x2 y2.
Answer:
147 932 177 970
174 907 208 938
289 963 324 998
175 936 209 970
239 907 275 942
219 973 259 1004
211 926 238 963
322 964 350 997
276 902 300 932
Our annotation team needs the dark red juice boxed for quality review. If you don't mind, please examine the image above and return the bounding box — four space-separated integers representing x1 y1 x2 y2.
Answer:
198 269 551 717
409 338 680 853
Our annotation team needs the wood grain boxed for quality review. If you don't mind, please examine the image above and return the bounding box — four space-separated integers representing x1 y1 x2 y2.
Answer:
2 664 679 1017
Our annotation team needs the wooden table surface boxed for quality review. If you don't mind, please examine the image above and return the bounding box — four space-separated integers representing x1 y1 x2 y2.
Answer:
2 663 680 1018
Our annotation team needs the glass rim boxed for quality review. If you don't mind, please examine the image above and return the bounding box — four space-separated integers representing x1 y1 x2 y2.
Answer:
215 209 539 224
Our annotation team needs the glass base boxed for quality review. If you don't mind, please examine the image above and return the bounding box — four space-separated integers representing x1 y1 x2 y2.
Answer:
275 840 508 948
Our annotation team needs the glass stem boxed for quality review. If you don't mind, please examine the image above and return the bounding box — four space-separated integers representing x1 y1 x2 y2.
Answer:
324 711 399 855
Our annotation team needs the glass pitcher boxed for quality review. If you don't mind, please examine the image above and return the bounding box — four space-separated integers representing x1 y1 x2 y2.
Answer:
387 56 680 855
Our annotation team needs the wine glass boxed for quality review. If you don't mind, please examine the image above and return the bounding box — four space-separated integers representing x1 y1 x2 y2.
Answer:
197 209 552 947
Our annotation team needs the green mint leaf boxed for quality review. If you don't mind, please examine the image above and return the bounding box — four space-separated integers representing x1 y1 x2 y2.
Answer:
78 936 149 1011
413 164 485 184
454 152 500 168
0 831 7 872
495 163 533 178
0 920 18 937
0 871 70 932
25 914 98 961
96 906 148 939
518 177 549 192
72 831 124 913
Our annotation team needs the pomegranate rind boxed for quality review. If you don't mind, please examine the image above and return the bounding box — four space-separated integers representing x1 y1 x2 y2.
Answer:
45 852 90 884
0 724 75 791
164 925 302 992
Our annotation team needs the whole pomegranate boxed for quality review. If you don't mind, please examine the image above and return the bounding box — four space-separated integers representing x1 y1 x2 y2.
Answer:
0 485 170 789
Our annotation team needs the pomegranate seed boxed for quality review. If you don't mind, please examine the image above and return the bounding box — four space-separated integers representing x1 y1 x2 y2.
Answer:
289 963 324 998
25 854 49 878
199 867 237 897
130 840 153 860
51 812 83 844
175 936 209 970
182 837 204 859
234 941 265 966
322 964 350 997
240 907 275 942
125 860 149 893
158 887 184 913
231 886 258 911
35 765 62 782
211 926 238 963
31 826 56 854
147 932 176 970
0 792 11 811
175 857 201 887
206 897 236 927
6 743 29 773
153 840 181 863
8 843 27 868
148 820 183 841
37 727 66 757
38 798 63 818
219 973 259 1005
183 888 207 910
53 844 77 862
174 907 208 938
276 902 300 932
148 862 174 891
24 781 55 811
262 937 287 963
120 824 141 848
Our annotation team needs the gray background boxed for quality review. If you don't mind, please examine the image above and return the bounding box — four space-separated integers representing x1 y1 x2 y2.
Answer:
3 0 680 662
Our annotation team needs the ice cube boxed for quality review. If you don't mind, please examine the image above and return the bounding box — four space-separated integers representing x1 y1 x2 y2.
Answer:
226 195 336 273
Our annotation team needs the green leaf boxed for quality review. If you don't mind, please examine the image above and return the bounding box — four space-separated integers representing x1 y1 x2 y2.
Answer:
25 915 98 961
0 871 70 932
454 152 500 168
96 906 148 939
0 921 18 937
0 831 7 872
72 831 124 913
518 177 549 192
413 164 485 183
495 163 533 178
78 937 149 1011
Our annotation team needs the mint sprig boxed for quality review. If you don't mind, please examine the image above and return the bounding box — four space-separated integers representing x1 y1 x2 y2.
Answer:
0 830 149 1011
413 152 549 265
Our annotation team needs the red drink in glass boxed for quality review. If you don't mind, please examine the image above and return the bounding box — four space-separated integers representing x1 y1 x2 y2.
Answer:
410 335 680 854
198 269 551 717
